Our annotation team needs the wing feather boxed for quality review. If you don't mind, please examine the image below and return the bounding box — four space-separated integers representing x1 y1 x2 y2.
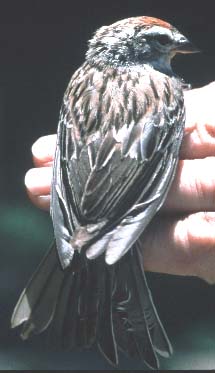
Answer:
52 64 184 265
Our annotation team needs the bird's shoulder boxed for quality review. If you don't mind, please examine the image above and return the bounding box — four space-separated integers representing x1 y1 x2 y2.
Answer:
62 63 184 139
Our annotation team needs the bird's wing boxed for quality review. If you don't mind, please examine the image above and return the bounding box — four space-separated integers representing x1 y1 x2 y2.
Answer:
51 66 185 268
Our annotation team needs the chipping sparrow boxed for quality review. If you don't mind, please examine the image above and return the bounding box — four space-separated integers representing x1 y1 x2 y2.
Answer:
11 16 199 369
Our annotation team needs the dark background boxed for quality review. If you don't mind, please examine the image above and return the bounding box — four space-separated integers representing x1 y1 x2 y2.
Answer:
1 0 215 369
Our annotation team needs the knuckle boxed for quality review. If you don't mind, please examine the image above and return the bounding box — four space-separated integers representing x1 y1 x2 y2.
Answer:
195 115 215 144
185 212 215 283
193 158 215 208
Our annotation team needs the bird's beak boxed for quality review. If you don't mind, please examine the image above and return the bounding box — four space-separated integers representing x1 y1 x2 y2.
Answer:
174 36 201 54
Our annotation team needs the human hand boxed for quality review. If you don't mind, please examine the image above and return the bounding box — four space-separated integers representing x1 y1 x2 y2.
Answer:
25 82 215 283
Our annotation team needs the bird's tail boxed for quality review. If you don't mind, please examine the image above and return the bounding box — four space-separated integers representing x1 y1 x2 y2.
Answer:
112 240 173 368
11 241 172 369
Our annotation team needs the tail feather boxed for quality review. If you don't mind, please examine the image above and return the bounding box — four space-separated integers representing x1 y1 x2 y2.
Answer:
48 268 75 346
97 265 118 365
61 269 83 349
134 241 173 357
112 247 159 369
11 246 64 338
112 241 172 368
48 254 117 362
76 259 100 348
11 241 171 369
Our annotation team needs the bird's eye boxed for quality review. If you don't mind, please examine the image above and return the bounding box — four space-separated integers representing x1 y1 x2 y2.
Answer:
156 34 171 46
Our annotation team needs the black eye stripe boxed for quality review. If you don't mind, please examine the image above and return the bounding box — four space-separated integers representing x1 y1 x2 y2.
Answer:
156 34 172 45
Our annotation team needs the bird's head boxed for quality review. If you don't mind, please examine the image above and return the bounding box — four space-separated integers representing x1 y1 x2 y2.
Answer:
86 16 199 75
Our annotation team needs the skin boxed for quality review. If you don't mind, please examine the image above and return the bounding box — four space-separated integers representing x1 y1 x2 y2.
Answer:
25 82 215 284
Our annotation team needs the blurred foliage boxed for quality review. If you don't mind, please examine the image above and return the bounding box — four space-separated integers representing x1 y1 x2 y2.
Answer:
0 203 52 251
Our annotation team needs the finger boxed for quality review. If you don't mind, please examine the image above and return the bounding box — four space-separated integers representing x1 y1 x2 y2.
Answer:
163 157 215 212
32 134 56 167
142 212 215 284
33 125 215 163
25 167 52 210
30 83 215 166
25 156 215 213
181 82 215 159
27 193 51 211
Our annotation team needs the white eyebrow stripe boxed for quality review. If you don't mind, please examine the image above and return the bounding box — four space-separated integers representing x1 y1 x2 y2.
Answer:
144 25 173 37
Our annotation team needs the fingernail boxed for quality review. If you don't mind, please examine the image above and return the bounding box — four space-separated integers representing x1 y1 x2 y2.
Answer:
25 168 52 195
34 195 51 211
32 135 56 161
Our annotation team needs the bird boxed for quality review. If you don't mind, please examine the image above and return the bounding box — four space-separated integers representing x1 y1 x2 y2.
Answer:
11 16 199 369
